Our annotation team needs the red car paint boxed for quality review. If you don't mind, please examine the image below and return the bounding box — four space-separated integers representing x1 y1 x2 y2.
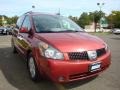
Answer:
12 12 111 83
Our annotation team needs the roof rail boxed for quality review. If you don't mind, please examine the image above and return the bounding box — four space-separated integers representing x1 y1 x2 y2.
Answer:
24 11 33 15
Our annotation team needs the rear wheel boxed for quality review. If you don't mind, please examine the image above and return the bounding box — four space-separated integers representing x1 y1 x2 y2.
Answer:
27 54 40 82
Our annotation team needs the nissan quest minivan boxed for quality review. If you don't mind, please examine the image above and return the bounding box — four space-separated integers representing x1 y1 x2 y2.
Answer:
11 12 111 83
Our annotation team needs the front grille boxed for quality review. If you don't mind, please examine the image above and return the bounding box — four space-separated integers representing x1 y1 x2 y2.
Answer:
97 48 106 57
68 51 89 60
68 48 106 60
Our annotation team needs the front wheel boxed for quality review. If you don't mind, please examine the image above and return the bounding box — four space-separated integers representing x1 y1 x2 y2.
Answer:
27 54 40 82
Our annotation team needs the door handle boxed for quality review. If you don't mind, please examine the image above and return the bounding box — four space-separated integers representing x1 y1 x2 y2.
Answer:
17 36 23 40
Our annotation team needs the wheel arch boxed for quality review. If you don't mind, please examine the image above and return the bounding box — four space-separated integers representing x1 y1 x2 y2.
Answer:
26 48 39 68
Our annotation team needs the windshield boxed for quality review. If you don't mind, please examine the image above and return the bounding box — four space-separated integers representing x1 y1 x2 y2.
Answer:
33 14 84 33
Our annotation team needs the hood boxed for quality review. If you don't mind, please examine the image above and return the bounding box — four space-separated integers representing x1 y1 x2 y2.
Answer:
35 32 105 52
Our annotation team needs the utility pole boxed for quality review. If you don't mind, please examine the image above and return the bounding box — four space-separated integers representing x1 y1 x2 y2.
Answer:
57 8 60 15
97 3 104 32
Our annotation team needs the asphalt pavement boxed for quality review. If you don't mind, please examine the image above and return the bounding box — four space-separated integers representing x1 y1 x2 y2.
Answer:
0 34 120 90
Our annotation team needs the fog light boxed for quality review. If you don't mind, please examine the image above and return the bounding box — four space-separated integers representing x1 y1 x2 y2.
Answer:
58 76 65 82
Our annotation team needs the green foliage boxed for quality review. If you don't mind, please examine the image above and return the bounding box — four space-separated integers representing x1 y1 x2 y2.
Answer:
77 12 91 28
1 10 120 29
89 11 105 23
107 11 120 28
0 15 18 26
69 11 105 29
69 10 119 29
68 16 78 23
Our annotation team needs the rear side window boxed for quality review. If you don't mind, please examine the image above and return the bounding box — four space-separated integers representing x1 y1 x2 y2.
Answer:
16 15 25 29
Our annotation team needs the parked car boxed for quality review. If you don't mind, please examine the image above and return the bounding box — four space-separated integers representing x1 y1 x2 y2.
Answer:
0 27 4 34
6 26 13 35
11 12 111 83
112 28 120 35
0 27 7 35
0 26 11 35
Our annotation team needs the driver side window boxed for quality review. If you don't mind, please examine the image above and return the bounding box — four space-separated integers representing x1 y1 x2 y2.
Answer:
21 16 31 33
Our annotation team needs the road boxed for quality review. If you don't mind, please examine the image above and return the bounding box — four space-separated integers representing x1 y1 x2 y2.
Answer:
0 34 120 90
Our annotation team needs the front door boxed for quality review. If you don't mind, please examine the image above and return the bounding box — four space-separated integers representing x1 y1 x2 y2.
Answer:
17 15 32 55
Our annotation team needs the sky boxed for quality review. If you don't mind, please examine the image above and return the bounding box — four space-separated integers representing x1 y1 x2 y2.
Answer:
0 0 120 17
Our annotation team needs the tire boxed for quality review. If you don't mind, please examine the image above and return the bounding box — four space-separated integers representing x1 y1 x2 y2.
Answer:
6 31 9 35
27 54 40 82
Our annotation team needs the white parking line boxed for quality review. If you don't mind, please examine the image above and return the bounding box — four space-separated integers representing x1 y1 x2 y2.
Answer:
0 44 11 47
0 44 10 45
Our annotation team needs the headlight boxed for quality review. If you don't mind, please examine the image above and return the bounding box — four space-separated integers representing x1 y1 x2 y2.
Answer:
87 50 97 60
38 42 64 60
4 29 7 31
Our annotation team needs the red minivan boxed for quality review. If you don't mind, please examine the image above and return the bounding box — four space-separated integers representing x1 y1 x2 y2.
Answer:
11 12 111 83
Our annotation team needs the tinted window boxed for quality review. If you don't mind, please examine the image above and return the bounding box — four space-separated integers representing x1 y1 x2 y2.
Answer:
16 15 25 29
33 14 84 33
21 16 31 32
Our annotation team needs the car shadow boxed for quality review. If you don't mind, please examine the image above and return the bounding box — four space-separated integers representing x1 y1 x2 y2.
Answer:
0 47 57 90
0 46 98 90
62 76 98 89
0 34 4 36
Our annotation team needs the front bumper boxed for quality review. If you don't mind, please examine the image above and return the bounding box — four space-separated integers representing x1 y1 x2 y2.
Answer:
0 30 7 34
0 30 3 34
37 50 111 83
113 31 120 34
2 31 7 34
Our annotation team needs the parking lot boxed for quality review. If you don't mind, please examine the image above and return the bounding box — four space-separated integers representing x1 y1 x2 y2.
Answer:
0 34 120 90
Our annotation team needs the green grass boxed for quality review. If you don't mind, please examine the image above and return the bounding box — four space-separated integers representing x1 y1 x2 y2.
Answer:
88 32 112 35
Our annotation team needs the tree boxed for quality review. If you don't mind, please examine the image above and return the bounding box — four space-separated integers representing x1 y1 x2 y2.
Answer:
11 16 18 24
107 11 120 28
0 15 18 26
77 12 91 28
68 15 78 23
76 11 105 29
89 11 105 31
69 10 119 30
0 15 8 26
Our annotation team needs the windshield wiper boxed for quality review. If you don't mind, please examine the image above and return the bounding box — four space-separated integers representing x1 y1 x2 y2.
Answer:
38 29 84 33
39 30 55 33
55 30 82 32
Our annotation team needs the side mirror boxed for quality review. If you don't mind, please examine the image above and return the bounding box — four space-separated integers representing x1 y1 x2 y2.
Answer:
19 27 28 33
